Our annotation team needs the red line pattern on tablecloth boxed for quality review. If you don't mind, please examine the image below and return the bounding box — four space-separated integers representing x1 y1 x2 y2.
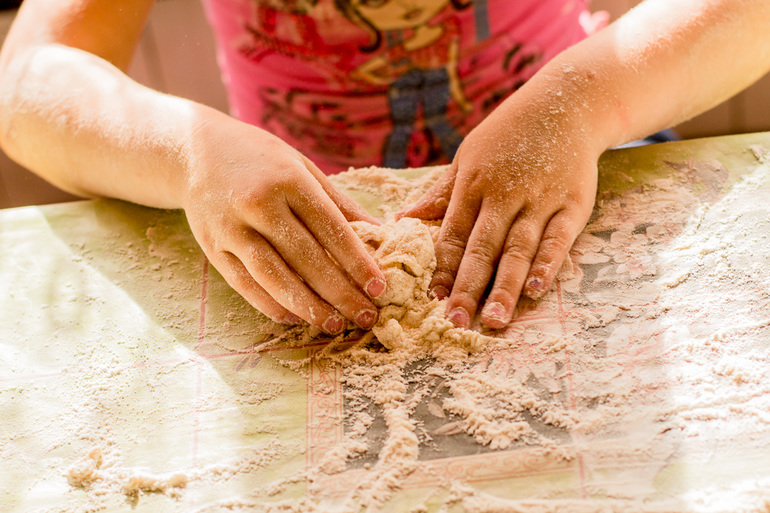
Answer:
307 346 344 468
191 257 210 469
556 282 587 499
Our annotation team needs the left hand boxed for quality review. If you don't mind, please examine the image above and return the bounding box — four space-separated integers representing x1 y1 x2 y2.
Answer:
400 93 601 329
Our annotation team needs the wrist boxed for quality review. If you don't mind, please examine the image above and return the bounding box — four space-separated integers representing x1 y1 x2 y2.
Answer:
510 50 634 157
175 105 232 212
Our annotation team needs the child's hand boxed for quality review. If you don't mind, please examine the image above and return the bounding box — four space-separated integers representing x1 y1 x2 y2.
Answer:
182 118 386 334
401 94 601 329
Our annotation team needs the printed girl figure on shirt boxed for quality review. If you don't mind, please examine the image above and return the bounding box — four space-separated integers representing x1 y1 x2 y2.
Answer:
336 0 473 168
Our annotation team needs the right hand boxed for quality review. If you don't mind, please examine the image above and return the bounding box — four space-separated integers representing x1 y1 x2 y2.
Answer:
181 116 387 334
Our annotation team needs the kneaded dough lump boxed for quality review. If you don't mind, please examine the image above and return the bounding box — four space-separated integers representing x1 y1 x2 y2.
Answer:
351 217 487 356
352 216 436 308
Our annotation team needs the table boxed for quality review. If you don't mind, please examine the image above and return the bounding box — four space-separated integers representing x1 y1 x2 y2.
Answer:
2 132 769 513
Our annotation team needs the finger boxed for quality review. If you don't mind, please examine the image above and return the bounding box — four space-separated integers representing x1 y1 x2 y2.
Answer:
265 213 380 330
522 209 584 300
332 187 381 225
443 199 518 328
289 179 388 301
208 250 298 325
302 155 381 225
234 230 348 334
398 163 457 220
428 179 482 303
479 212 546 329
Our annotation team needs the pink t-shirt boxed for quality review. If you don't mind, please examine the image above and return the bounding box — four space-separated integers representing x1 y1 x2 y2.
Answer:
201 0 595 173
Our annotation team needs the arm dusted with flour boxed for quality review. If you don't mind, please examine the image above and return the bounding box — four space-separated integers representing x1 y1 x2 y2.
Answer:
0 0 387 333
403 0 770 329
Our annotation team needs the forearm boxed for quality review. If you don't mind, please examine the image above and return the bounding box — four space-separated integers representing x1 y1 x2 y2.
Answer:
0 43 212 209
508 0 770 153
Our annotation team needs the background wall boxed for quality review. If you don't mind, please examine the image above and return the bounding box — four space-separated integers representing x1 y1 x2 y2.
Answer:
1 0 769 208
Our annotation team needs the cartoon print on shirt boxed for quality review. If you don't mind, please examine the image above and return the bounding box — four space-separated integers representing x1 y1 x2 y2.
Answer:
335 0 472 168
239 0 358 73
234 0 548 171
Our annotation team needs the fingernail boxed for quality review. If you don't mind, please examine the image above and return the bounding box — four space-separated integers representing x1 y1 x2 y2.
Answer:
355 309 377 329
323 314 346 334
526 277 543 290
482 301 507 324
430 285 450 300
448 306 469 328
283 313 303 325
366 277 387 298
525 276 544 298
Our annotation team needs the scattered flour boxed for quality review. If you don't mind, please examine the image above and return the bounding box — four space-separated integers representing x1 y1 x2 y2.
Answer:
8 149 769 513
279 158 769 512
65 447 188 499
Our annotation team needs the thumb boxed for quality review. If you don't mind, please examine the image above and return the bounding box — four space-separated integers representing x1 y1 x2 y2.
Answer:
397 163 457 221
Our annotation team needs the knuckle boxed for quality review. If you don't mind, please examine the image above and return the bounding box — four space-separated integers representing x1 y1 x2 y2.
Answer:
206 245 235 273
346 247 379 279
449 288 480 311
238 185 278 212
502 241 536 266
492 272 525 295
330 285 370 313
308 305 338 329
437 231 467 254
464 240 499 264
487 289 516 308
435 246 466 273
243 244 269 270
542 220 571 239
223 260 250 288
237 177 271 202
503 222 540 261
237 172 297 212
190 215 233 252
194 229 217 252
510 219 540 242
539 218 579 257
431 269 456 289
540 232 573 256
277 286 328 327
